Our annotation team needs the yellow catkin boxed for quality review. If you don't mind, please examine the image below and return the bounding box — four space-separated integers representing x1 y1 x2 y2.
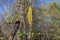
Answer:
27 6 32 25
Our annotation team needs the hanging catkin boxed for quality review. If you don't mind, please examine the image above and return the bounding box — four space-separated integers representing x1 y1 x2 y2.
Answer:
27 6 32 25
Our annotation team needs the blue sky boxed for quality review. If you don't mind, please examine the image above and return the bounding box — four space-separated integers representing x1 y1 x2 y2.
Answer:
44 0 53 2
0 0 16 14
34 0 53 8
0 0 53 14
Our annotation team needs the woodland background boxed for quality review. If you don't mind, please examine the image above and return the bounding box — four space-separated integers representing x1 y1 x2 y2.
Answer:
0 0 60 40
